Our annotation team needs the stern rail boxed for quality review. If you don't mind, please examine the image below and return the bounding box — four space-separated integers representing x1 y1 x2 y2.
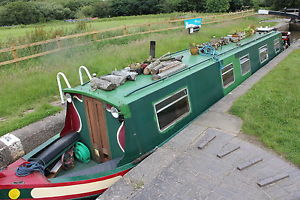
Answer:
57 72 71 104
79 66 92 85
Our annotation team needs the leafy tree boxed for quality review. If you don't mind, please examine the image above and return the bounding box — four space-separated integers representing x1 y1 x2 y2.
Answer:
93 1 111 18
0 1 43 25
0 1 72 25
205 0 230 12
110 0 161 16
110 0 133 16
132 0 160 15
270 0 300 10
159 0 205 13
64 0 95 18
178 0 205 12
159 0 182 13
229 0 243 11
0 0 29 6
76 5 94 18
33 2 71 21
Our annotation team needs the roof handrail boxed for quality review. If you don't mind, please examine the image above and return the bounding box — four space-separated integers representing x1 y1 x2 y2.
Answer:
79 66 92 85
57 72 71 104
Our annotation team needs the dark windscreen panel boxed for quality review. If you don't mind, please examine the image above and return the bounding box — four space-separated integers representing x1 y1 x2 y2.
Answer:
155 89 190 131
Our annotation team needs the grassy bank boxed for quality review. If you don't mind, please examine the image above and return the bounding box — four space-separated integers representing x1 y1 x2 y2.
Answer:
231 49 300 167
0 15 276 136
0 12 215 46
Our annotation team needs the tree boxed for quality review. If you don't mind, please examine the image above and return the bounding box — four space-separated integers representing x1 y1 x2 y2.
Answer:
33 2 71 21
76 5 94 18
159 0 205 13
110 0 133 16
229 0 243 11
64 0 94 18
127 0 160 15
205 0 230 12
0 1 72 25
159 0 182 13
1 1 43 25
93 1 111 18
271 0 300 10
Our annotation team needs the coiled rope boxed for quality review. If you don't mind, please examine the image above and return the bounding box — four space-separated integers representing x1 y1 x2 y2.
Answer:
199 45 223 69
16 160 45 177
74 142 90 163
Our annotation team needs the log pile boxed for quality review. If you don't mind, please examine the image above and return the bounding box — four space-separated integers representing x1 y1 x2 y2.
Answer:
90 53 186 91
90 68 138 91
143 54 186 80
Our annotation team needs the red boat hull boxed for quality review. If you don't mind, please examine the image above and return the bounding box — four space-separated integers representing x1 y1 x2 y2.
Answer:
0 158 131 199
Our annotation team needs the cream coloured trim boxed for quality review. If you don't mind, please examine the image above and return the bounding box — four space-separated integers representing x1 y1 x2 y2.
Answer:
31 176 122 198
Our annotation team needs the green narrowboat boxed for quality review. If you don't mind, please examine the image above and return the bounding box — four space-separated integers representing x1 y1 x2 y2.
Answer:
0 30 282 200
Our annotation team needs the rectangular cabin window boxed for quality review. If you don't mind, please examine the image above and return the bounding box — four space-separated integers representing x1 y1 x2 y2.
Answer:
240 55 251 75
221 64 235 88
274 38 280 53
155 88 190 131
259 45 268 63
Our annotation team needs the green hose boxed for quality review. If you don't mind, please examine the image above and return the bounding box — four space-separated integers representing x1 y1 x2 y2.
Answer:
74 142 91 163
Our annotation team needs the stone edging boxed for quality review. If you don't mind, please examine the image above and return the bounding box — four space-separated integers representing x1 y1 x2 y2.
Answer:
0 111 65 168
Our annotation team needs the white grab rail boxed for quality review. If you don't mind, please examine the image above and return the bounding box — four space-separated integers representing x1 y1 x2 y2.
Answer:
79 66 92 85
57 72 71 104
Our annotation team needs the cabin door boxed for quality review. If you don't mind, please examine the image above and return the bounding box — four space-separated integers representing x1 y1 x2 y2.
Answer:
84 96 110 162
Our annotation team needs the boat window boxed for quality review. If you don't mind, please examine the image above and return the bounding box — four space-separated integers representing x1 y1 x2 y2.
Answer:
155 88 190 131
259 45 268 63
221 64 235 88
274 38 280 53
239 55 251 75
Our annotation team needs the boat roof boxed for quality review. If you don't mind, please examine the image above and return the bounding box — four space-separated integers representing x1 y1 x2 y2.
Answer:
64 31 279 108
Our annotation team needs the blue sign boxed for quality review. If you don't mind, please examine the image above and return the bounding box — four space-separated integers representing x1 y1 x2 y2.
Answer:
184 18 202 29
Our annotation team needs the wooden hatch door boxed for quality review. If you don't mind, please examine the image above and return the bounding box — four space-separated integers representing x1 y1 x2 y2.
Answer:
84 96 110 162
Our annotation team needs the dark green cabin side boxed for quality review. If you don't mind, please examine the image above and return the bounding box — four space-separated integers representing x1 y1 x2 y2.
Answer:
64 31 283 166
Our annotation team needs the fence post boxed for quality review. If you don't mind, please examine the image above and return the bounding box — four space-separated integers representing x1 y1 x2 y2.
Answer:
56 35 61 49
123 26 128 35
93 33 97 41
11 44 18 59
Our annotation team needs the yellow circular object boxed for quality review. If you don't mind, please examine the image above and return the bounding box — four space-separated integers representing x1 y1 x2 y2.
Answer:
8 188 20 199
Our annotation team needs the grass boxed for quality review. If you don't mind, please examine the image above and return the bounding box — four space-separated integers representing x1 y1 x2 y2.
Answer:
0 15 277 136
230 49 300 167
0 104 61 135
0 12 237 62
0 11 265 48
0 12 213 46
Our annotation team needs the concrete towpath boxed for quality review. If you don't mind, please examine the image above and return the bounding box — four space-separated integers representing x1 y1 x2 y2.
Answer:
99 41 300 200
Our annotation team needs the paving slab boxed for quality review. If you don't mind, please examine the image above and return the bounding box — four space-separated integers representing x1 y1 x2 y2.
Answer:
195 111 242 134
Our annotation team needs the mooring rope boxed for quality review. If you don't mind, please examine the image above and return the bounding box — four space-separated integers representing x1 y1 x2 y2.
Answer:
199 44 223 69
16 160 45 177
